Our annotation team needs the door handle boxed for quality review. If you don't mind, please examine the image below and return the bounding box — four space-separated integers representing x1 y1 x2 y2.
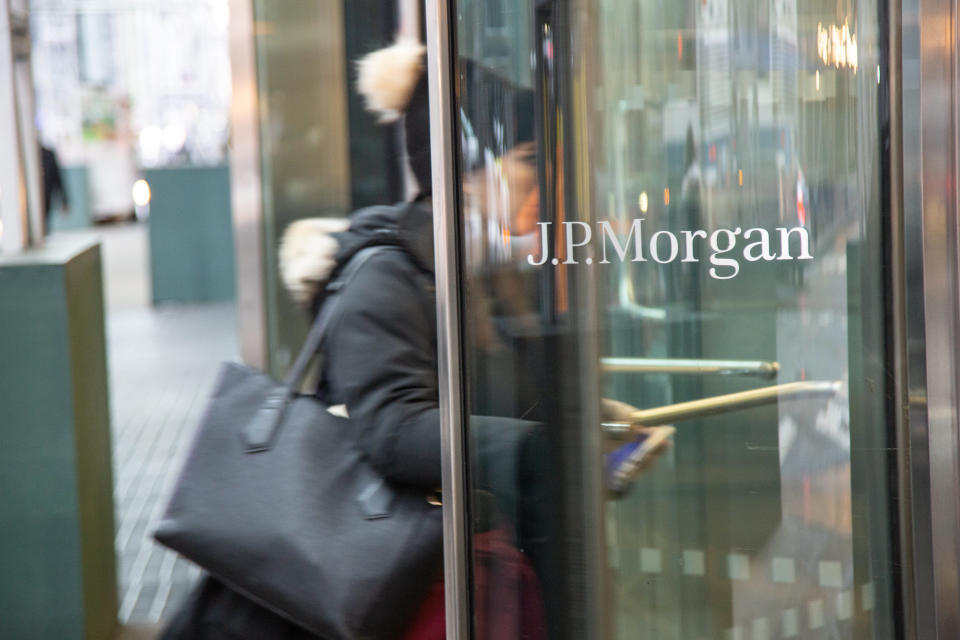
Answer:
602 380 840 436
601 357 779 379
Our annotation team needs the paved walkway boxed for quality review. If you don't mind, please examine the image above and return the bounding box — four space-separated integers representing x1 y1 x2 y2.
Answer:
75 223 240 626
111 303 236 623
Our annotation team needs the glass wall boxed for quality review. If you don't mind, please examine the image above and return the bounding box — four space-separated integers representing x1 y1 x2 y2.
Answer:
250 0 400 376
451 0 898 638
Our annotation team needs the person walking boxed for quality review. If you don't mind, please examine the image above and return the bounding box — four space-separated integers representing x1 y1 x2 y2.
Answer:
40 144 68 235
160 37 445 640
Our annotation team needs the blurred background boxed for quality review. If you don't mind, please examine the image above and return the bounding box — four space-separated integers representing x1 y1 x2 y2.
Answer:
0 1 414 638
0 0 950 638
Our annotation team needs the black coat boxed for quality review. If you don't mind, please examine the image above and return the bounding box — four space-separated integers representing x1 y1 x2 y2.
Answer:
161 200 441 639
321 199 441 489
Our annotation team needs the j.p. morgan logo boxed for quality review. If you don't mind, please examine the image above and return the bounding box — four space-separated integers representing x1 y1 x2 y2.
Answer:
528 218 813 280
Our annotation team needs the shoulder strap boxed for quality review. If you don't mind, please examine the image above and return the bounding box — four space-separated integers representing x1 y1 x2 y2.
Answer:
242 245 389 452
282 245 388 389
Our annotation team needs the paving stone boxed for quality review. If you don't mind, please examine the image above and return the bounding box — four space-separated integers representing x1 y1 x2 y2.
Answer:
90 223 238 625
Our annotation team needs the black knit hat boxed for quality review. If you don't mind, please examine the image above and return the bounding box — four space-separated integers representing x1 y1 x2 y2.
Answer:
403 72 432 196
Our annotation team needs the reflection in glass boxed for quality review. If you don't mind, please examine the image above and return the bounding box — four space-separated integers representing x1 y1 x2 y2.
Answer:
582 2 894 638
252 1 400 377
454 0 896 638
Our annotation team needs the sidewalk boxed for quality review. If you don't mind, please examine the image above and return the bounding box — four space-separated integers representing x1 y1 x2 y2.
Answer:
83 223 240 626
111 303 235 623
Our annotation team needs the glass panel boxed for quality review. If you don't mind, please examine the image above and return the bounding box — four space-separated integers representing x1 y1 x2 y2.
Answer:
452 0 898 638
252 0 400 376
253 0 350 375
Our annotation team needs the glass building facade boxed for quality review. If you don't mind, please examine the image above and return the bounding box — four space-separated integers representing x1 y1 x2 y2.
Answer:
422 0 960 638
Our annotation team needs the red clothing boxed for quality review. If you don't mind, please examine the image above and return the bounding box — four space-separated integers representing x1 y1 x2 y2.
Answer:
401 528 546 640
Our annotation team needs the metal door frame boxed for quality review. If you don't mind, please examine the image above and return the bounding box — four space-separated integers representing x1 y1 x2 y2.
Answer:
424 1 471 638
227 0 269 368
0 0 40 253
897 0 960 635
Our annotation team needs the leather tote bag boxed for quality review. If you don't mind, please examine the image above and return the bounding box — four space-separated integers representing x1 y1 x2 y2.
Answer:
154 246 444 639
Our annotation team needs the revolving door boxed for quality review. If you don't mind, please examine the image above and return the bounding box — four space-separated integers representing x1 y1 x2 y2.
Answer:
426 0 960 638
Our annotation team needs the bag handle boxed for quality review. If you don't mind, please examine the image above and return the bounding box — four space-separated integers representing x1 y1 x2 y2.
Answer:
242 245 389 452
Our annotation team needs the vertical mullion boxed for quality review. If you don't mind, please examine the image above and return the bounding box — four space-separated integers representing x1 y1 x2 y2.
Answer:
425 1 472 638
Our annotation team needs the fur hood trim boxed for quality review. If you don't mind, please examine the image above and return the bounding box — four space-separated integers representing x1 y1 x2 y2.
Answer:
279 217 350 306
356 37 426 123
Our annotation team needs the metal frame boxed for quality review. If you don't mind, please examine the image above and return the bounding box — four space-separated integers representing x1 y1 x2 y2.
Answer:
0 0 23 253
0 0 40 253
886 0 918 636
899 0 960 633
12 34 41 245
601 357 779 379
424 1 471 638
227 0 268 369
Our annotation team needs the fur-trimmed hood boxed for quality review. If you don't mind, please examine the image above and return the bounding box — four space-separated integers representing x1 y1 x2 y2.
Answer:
280 201 434 310
278 217 350 307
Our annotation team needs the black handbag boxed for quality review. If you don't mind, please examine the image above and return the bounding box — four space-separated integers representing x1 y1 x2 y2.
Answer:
154 246 444 639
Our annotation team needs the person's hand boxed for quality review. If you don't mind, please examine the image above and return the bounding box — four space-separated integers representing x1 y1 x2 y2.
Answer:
629 426 673 471
601 398 672 478
601 397 640 422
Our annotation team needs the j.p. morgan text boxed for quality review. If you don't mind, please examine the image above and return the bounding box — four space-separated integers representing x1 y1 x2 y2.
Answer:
528 219 813 280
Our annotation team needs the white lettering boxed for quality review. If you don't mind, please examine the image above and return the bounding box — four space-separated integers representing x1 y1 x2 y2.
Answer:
681 230 708 262
524 217 814 279
599 219 647 264
777 227 813 260
563 221 592 265
742 228 776 261
528 221 551 266
709 227 742 279
650 230 680 264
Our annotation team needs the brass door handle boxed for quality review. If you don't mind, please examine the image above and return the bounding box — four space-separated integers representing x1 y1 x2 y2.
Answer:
602 380 840 435
602 357 779 379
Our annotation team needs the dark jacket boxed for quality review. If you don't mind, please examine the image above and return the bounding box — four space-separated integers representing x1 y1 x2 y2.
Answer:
161 200 441 640
321 200 441 488
40 145 67 227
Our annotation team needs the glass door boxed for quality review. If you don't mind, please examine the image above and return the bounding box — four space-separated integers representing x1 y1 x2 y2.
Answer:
441 0 900 637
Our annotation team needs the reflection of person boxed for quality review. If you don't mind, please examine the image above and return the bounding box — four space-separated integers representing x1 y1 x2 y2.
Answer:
161 38 445 640
456 55 673 640
40 144 68 235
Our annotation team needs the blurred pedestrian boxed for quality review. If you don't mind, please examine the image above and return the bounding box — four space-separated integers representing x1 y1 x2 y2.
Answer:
160 37 445 640
40 144 68 235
